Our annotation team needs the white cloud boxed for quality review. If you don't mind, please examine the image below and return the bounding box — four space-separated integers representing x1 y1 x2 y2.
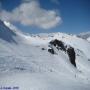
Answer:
0 1 62 29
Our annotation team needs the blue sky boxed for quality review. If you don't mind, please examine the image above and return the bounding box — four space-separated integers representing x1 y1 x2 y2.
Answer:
0 0 90 34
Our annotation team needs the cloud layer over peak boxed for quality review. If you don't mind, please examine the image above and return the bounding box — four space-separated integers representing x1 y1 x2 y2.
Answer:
0 1 62 29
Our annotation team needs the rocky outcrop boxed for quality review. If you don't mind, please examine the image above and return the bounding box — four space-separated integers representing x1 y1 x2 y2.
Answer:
50 39 66 51
48 48 55 54
67 47 76 67
48 39 76 67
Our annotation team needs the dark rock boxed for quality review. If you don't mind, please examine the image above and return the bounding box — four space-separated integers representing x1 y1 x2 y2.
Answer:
50 39 66 51
48 48 55 54
67 47 76 67
42 48 46 50
88 59 90 61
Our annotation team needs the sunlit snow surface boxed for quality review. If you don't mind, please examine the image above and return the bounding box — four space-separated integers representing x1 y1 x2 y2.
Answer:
0 21 90 90
87 37 90 42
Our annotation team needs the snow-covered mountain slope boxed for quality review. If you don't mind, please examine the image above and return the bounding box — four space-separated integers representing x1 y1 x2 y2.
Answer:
0 20 90 90
87 37 90 41
77 32 90 42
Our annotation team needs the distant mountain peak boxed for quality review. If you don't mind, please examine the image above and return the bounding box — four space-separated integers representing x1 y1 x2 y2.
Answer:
77 31 90 42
